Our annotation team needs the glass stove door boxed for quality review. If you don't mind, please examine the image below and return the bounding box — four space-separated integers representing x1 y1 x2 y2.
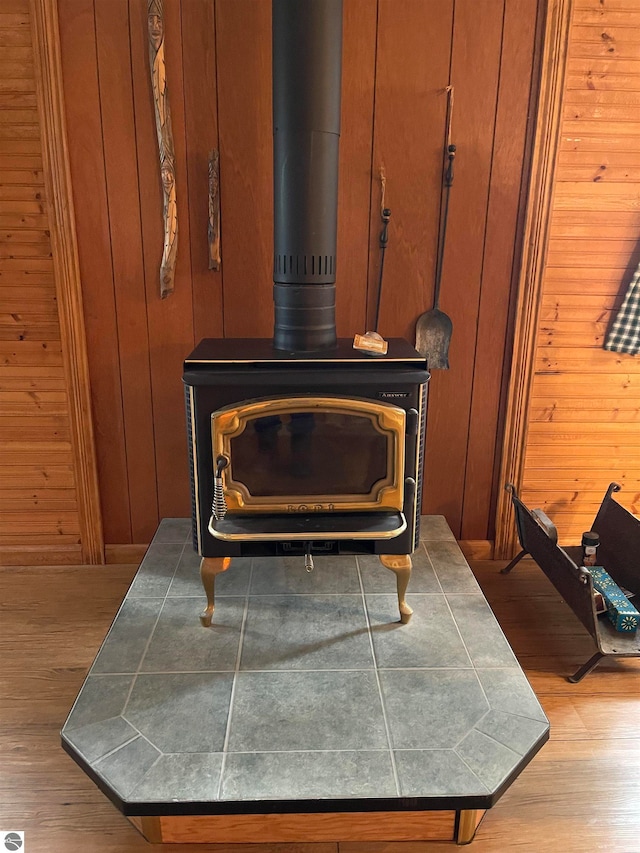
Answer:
212 396 405 513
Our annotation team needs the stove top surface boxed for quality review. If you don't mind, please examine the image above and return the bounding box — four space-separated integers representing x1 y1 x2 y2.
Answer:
185 337 427 365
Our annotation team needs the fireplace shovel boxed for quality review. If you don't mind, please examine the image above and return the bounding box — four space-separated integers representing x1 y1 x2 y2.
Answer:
415 97 456 370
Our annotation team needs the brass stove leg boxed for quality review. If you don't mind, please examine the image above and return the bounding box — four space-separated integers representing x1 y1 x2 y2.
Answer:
199 556 231 627
379 554 413 623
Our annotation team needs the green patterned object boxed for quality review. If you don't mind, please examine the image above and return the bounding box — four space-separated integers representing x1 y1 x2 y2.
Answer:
587 567 639 633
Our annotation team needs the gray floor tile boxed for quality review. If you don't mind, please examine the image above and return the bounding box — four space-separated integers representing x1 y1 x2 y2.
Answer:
358 546 441 594
152 518 192 544
91 598 162 674
476 668 548 723
228 671 388 752
141 597 244 672
124 673 233 753
446 594 519 667
419 515 456 541
168 549 252 598
379 670 489 749
394 749 488 797
250 555 361 594
221 751 397 801
456 728 521 791
126 544 184 598
94 736 161 798
62 716 138 763
428 541 481 593
367 595 471 668
63 675 133 731
128 753 223 802
240 595 372 671
475 710 549 756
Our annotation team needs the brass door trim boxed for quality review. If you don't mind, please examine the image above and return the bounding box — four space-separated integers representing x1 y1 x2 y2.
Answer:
212 396 405 513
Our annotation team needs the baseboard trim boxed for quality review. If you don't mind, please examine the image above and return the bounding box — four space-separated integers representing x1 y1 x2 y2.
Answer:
105 544 148 565
0 545 83 566
458 540 495 560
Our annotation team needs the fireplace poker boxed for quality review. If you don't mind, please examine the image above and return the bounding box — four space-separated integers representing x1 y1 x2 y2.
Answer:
353 192 391 356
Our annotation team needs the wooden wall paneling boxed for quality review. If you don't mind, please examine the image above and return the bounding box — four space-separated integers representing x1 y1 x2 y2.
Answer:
0 0 100 564
335 0 376 337
522 0 640 543
57 0 131 544
494 0 573 558
461 0 540 540
215 0 273 338
499 0 640 546
368 0 453 342
422 0 504 536
181 0 223 343
130 0 194 521
94 0 158 543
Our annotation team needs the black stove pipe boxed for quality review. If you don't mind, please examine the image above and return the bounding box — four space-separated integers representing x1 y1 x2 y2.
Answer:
272 0 342 352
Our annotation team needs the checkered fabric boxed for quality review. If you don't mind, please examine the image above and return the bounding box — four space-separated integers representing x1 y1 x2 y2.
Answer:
604 261 640 355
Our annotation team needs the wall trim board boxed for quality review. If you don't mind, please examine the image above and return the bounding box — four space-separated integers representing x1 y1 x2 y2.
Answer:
0 545 83 567
458 540 494 561
105 544 148 565
494 0 573 560
29 0 104 564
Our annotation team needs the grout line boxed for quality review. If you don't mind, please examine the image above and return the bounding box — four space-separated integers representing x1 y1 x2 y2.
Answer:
216 558 254 800
121 541 189 714
451 750 492 794
453 708 491 751
88 665 492 676
424 542 446 595
216 748 391 755
356 556 401 797
92 734 141 765
469 725 526 757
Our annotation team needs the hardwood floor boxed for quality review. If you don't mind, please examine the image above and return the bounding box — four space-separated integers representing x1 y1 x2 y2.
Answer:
1 557 639 852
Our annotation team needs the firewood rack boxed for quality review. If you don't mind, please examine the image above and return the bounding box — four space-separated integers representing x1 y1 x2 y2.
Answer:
502 482 640 682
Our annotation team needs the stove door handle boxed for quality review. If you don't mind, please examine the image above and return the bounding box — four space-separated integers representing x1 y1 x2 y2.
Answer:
212 456 229 520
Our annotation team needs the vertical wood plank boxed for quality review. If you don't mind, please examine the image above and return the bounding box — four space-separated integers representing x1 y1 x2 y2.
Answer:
53 0 545 547
215 0 272 338
30 0 104 562
94 0 158 543
495 0 573 557
423 0 505 536
461 0 540 539
182 0 223 343
514 0 640 544
130 0 194 520
57 0 131 543
336 0 376 337
369 0 454 341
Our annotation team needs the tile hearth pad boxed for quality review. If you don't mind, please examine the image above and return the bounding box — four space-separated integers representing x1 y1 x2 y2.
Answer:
62 517 548 816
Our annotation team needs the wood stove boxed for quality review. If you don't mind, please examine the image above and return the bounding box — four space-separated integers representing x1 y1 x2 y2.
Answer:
184 339 428 622
183 0 429 624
